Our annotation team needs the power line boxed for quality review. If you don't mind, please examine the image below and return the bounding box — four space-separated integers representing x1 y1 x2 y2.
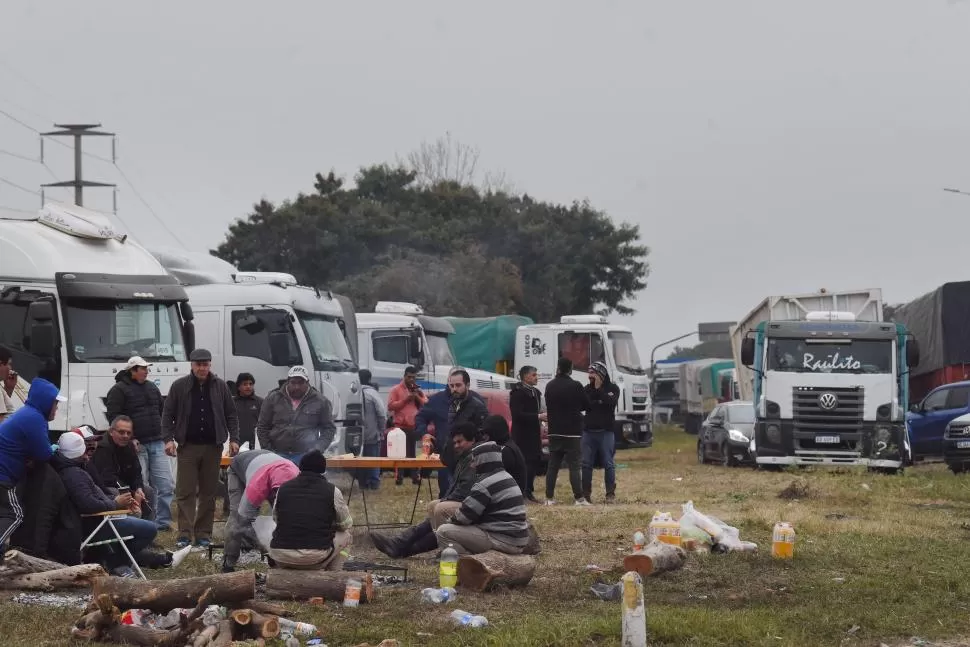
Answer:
113 162 187 247
0 107 38 133
0 176 41 196
0 204 38 215
0 147 39 163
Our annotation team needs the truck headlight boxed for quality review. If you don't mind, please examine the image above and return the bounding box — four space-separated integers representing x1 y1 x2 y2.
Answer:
875 426 891 444
623 423 633 433
728 429 747 443
766 424 781 443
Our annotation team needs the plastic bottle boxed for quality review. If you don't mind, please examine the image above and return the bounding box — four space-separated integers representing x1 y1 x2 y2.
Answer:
450 609 489 627
422 433 435 457
439 543 459 588
277 618 319 636
343 577 362 607
386 427 407 458
771 522 796 559
649 511 682 546
422 587 457 603
632 529 646 552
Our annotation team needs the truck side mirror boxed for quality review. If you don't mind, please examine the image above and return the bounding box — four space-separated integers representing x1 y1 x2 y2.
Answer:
740 337 755 366
409 331 425 370
906 338 920 369
182 321 196 354
27 300 56 358
909 402 921 413
179 301 194 322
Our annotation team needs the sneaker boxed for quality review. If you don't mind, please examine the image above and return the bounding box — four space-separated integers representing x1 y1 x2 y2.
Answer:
111 565 136 578
175 536 191 549
526 494 540 504
543 499 557 506
170 545 192 568
574 498 592 506
194 538 212 549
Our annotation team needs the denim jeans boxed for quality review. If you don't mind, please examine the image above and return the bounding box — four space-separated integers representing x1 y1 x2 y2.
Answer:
137 440 174 531
581 429 616 499
278 452 305 465
93 516 157 569
358 443 381 489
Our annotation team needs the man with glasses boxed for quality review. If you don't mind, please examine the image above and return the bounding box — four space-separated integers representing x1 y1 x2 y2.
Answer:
92 416 151 519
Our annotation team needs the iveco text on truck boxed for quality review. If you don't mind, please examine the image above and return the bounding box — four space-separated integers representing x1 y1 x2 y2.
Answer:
732 289 919 470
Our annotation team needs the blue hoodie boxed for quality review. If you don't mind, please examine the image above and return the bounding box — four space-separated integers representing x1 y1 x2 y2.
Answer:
0 378 59 486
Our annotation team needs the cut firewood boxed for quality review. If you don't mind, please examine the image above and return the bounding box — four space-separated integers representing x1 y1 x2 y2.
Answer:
265 569 375 603
193 624 218 647
622 539 687 577
0 550 68 576
232 599 290 617
457 551 538 592
92 570 255 611
0 563 109 590
248 612 280 639
72 588 215 647
231 609 253 625
230 608 279 641
212 619 233 647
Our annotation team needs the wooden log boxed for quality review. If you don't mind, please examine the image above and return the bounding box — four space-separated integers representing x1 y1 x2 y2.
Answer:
231 609 252 625
102 624 179 647
73 588 215 647
91 570 255 612
249 612 280 639
212 619 233 647
192 625 218 647
0 549 68 576
232 599 291 617
622 539 687 578
0 563 109 590
264 569 375 603
456 551 538 592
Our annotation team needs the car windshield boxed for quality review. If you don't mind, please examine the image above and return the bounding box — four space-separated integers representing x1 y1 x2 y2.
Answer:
426 332 457 366
297 311 356 371
766 338 892 374
608 331 646 375
727 405 755 424
63 299 186 362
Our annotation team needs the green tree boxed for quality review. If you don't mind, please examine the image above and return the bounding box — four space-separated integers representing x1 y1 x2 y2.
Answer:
214 160 649 321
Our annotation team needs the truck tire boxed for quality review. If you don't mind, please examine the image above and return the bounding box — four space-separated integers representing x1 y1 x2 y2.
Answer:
948 463 966 475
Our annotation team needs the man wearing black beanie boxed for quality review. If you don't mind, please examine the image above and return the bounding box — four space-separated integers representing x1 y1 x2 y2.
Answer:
268 449 353 571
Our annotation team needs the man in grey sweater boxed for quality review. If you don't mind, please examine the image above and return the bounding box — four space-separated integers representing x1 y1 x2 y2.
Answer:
256 366 336 464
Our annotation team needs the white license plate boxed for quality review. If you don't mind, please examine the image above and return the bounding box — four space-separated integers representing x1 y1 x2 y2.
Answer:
815 435 841 444
958 440 970 449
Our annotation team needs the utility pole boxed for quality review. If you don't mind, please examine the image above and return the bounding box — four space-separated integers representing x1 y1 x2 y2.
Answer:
40 123 116 208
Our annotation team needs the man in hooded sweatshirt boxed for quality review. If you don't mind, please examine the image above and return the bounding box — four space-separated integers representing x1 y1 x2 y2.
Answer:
0 377 63 560
257 366 336 464
435 441 529 555
582 361 621 504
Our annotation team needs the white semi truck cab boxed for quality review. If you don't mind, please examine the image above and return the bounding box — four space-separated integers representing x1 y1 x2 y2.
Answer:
150 248 362 453
0 203 195 436
514 315 652 448
356 301 514 401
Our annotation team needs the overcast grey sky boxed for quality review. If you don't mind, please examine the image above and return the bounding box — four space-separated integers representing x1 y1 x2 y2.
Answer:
2 1 969 361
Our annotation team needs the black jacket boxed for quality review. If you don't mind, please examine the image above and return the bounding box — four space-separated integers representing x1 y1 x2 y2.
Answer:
105 371 164 443
162 373 239 446
92 435 145 494
544 375 590 438
442 447 476 502
584 381 620 431
271 471 337 551
509 382 543 461
12 462 83 565
51 453 118 516
233 394 263 448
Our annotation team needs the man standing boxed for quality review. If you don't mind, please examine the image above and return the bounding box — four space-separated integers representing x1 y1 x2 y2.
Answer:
544 358 590 506
387 366 428 485
0 348 15 422
358 369 385 490
582 361 621 504
233 373 262 451
105 356 172 531
509 365 545 503
0 378 63 561
222 448 298 573
257 366 336 464
162 348 239 549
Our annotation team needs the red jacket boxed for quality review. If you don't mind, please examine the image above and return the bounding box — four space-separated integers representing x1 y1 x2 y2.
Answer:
387 382 428 430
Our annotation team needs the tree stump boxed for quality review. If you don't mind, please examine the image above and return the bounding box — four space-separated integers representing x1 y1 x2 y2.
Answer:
264 569 375 603
0 563 109 590
91 570 255 612
0 550 68 577
622 539 687 577
457 551 537 592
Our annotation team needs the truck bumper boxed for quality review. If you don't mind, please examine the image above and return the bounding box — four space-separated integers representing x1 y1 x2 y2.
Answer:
754 420 904 468
942 438 970 465
615 418 652 449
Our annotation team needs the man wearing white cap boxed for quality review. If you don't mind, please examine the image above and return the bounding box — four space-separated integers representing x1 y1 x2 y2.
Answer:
256 366 336 464
0 377 66 562
106 356 172 531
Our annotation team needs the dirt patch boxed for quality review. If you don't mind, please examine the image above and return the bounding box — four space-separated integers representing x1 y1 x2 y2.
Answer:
778 479 815 500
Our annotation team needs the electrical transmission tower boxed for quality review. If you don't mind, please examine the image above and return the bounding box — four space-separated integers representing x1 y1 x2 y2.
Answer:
41 123 116 208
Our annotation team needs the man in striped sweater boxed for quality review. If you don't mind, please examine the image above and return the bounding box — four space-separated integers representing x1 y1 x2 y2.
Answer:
435 441 529 555
222 449 299 572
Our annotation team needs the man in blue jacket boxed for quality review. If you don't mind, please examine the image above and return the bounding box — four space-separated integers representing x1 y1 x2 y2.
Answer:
0 377 64 561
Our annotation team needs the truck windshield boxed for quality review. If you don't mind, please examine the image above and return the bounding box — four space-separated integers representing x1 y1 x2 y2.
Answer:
608 331 646 375
426 332 457 367
296 311 356 371
766 338 892 374
63 300 186 362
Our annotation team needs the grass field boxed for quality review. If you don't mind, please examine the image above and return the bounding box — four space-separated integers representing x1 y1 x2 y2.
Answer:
4 424 970 646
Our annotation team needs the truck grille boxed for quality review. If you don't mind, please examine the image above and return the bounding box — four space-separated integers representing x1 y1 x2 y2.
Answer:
948 425 970 438
475 378 503 390
792 386 864 452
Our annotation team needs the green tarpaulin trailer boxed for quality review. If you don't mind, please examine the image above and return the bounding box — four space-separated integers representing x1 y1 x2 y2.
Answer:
444 315 534 376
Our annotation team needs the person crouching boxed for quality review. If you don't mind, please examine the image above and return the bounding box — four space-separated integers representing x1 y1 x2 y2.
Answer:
268 450 352 571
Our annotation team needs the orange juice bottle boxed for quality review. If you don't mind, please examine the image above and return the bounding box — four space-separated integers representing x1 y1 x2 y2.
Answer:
771 522 796 559
649 512 682 546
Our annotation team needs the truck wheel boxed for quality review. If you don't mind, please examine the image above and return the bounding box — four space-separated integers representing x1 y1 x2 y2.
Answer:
949 463 966 475
720 444 737 468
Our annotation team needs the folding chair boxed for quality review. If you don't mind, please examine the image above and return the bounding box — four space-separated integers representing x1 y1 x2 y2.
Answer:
81 510 146 579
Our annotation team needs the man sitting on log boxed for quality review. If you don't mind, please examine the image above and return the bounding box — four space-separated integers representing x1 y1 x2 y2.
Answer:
268 449 352 571
481 415 528 495
369 422 481 559
222 448 299 573
435 441 530 555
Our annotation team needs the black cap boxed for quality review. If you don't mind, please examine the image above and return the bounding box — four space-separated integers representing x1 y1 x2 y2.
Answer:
189 348 212 362
299 449 327 474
